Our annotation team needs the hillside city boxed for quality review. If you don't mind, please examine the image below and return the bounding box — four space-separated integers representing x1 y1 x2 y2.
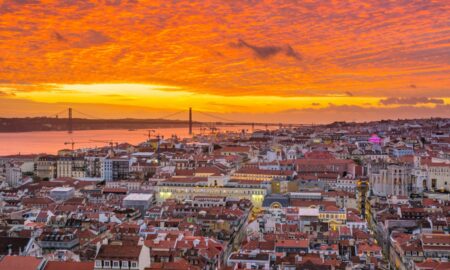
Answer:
1 118 450 270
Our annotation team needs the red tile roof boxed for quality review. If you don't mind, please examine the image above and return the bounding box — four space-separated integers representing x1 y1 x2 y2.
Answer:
43 261 94 270
0 256 43 270
96 244 141 260
275 239 309 248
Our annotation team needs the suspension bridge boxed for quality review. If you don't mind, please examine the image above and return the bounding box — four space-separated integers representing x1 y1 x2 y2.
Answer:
48 107 310 135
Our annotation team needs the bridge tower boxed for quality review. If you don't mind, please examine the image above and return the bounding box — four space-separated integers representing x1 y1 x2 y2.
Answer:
68 107 73 134
189 107 192 135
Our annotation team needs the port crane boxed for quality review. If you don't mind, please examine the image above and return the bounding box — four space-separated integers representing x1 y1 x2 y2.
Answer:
63 140 93 151
144 129 156 141
89 140 119 150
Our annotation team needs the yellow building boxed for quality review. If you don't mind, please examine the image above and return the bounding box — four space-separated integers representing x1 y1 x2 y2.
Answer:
271 180 298 194
155 176 267 207
232 168 295 182
319 206 347 230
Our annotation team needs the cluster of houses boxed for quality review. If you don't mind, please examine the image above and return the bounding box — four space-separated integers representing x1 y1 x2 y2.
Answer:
0 117 449 269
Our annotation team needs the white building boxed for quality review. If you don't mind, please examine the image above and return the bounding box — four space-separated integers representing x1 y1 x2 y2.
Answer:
422 160 450 191
123 193 153 214
5 160 34 187
5 162 22 187
49 187 75 201
370 164 413 197
228 252 270 270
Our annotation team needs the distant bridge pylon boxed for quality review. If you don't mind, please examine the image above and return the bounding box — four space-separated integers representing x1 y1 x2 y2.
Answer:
68 107 73 134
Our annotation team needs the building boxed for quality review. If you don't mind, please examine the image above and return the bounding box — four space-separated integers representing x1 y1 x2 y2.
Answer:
319 205 347 230
101 157 130 181
123 193 153 215
38 228 79 250
85 156 103 178
191 196 227 207
421 234 450 259
35 155 57 180
0 236 42 257
5 161 23 187
275 239 309 254
421 160 450 191
295 158 356 177
57 157 85 178
49 187 75 201
392 146 414 157
155 176 266 207
232 168 296 182
370 163 413 197
94 244 150 270
228 253 270 270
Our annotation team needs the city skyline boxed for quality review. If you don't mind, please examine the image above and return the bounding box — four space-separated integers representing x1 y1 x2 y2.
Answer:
1 1 450 123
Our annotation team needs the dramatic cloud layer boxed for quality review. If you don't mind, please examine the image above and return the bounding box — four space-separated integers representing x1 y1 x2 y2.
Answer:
0 0 449 121
379 97 445 105
231 39 302 61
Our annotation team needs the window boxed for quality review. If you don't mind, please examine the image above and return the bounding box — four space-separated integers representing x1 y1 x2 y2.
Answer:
95 260 102 267
131 261 138 268
104 260 110 267
113 261 120 268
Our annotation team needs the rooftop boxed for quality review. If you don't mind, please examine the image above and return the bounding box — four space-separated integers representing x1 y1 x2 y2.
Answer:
124 193 153 201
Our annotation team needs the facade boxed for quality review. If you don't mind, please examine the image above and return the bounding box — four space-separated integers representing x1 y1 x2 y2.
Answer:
57 157 85 178
227 253 270 270
5 162 22 187
156 185 266 207
85 156 103 178
422 162 450 191
319 206 347 230
94 244 150 270
155 176 266 207
38 229 79 250
392 147 414 157
421 234 450 259
295 159 356 177
232 168 296 182
275 239 309 253
370 164 413 196
35 156 57 179
102 157 130 181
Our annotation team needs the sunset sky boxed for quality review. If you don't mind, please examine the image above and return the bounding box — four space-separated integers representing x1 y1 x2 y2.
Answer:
0 0 449 123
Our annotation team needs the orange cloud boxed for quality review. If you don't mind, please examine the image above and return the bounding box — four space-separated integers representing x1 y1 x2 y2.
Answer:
0 0 449 119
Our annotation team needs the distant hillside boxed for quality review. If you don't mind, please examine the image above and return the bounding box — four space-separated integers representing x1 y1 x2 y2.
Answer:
0 118 195 132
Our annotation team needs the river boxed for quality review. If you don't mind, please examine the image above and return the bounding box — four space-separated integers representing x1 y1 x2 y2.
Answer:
0 126 262 156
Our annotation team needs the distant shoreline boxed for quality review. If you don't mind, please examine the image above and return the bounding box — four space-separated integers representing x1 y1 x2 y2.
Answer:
0 117 446 133
0 119 188 133
0 117 267 133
